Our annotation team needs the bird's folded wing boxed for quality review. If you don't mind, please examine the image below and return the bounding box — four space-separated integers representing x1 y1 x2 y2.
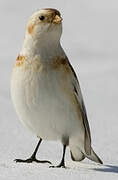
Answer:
68 61 91 155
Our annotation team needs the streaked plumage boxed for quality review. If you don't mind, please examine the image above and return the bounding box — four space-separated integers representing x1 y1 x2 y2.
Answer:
11 8 102 167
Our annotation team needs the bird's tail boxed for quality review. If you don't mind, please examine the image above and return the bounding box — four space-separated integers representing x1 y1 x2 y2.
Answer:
70 146 103 164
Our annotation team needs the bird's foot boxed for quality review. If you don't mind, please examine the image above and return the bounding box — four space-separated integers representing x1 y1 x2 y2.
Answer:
49 162 66 168
14 156 51 164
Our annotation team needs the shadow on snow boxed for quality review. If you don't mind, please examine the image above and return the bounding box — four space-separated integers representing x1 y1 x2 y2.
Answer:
94 165 118 174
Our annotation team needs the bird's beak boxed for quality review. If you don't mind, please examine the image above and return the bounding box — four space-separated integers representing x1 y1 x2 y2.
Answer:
53 15 62 24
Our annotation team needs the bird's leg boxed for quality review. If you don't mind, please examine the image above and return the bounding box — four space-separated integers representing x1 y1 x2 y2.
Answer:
50 145 66 168
14 138 51 164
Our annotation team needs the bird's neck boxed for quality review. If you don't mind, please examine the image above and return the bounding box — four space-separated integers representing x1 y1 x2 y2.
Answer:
20 33 65 62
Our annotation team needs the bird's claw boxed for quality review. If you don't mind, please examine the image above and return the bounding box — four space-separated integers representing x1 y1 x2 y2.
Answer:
49 163 66 168
14 158 52 164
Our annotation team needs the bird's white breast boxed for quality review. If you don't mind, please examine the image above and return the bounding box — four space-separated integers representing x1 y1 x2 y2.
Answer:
11 58 83 141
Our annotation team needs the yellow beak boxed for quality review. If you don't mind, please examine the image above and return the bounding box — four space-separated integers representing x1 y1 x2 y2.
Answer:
53 15 62 24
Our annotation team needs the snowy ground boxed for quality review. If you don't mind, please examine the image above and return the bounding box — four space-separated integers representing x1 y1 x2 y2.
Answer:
0 0 118 179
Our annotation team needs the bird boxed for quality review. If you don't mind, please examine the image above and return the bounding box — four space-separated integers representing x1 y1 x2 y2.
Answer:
11 8 103 168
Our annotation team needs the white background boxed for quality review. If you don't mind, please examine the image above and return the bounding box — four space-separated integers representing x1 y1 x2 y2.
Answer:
0 0 118 179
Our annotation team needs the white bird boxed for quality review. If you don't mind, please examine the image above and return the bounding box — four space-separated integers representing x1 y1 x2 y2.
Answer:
11 8 103 168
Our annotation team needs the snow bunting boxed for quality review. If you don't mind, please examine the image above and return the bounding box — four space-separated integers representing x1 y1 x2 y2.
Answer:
11 8 103 168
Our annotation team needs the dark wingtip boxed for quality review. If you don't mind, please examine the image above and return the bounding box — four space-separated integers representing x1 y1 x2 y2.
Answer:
92 148 103 164
97 157 103 164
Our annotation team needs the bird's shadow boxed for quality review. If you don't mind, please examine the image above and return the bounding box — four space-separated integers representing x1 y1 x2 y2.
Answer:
94 165 118 174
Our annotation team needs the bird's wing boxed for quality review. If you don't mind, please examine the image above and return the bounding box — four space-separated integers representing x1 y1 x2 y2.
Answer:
67 60 91 155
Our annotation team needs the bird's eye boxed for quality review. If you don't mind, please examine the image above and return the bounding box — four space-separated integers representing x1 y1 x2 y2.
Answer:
39 16 45 21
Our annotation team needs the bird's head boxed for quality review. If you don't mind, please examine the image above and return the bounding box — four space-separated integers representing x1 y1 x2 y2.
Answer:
26 8 62 42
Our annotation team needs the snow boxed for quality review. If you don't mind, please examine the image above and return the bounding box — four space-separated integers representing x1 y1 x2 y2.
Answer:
0 0 118 179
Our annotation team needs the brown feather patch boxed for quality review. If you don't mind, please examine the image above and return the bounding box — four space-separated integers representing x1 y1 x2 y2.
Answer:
15 55 26 67
43 8 60 16
27 23 35 34
16 55 25 61
48 56 71 73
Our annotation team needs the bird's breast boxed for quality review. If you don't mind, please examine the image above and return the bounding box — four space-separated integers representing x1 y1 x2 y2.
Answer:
11 56 81 139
